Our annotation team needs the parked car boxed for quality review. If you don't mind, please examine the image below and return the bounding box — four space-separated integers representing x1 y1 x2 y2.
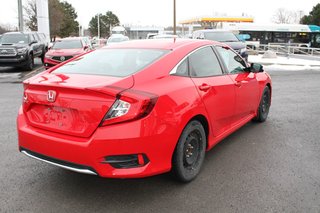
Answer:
146 33 158 39
152 34 179 39
107 34 129 45
44 37 91 69
18 39 271 182
193 29 248 61
0 32 47 70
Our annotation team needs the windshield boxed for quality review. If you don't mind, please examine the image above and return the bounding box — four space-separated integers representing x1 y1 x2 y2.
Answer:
52 40 83 49
0 34 29 44
108 37 128 43
205 32 239 42
53 48 169 77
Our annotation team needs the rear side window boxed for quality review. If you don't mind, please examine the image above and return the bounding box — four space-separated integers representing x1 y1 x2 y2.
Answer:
53 49 169 77
189 47 223 77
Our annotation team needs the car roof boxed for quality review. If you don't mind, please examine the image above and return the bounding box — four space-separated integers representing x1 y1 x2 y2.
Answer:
102 39 224 50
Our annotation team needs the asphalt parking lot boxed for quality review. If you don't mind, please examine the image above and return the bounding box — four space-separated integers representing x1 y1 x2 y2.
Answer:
0 67 319 212
0 58 44 83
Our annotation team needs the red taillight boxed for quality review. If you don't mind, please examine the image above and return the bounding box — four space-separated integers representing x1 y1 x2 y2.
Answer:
100 90 158 126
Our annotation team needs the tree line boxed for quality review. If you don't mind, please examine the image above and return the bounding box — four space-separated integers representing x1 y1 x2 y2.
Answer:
24 0 79 40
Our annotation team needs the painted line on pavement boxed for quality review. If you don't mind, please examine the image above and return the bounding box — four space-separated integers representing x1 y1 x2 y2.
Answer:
24 66 44 78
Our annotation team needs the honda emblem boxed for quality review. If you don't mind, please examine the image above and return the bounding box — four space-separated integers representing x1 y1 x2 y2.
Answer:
47 90 56 102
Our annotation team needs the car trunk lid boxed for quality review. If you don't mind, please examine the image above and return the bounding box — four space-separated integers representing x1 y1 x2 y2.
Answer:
23 72 134 138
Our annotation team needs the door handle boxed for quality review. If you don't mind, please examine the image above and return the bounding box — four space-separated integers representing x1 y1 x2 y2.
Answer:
199 84 211 92
234 81 242 87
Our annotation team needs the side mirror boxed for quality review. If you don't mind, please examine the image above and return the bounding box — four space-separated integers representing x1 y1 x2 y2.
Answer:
84 45 89 50
250 63 264 73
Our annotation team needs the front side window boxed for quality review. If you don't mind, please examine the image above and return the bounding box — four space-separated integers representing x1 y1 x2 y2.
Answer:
53 48 169 77
189 46 223 77
215 46 246 74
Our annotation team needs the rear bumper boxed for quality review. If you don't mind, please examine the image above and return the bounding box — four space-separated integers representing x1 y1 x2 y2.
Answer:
20 148 98 175
17 107 178 178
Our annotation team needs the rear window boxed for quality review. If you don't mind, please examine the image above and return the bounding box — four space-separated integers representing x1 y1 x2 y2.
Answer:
53 48 169 77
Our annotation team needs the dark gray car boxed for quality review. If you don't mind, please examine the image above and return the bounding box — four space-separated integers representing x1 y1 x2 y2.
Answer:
0 32 47 70
192 30 248 61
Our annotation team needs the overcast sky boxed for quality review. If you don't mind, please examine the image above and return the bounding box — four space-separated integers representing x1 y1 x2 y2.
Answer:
0 0 319 28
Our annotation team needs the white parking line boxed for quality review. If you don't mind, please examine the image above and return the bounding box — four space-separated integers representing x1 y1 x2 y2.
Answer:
24 66 44 78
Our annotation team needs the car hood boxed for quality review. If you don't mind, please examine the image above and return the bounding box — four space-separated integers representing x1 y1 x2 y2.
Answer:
0 43 28 48
47 48 85 56
221 41 246 50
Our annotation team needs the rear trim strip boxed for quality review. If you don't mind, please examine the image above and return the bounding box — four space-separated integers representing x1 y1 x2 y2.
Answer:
20 148 98 176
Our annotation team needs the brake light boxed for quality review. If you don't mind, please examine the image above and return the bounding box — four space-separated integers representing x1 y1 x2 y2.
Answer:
100 90 158 126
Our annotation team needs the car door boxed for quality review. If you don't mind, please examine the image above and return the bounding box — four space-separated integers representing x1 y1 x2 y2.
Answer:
187 46 236 136
30 34 41 56
215 46 259 122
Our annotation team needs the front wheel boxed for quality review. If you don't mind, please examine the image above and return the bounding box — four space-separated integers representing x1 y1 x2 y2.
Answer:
172 120 206 182
24 54 34 71
253 86 271 122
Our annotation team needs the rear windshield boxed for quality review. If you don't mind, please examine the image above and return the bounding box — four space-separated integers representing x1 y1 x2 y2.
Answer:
0 34 29 44
53 48 169 77
52 40 83 49
205 32 239 42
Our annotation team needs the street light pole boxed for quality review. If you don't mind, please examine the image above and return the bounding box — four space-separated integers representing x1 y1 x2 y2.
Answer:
18 0 24 32
173 0 176 35
97 14 100 39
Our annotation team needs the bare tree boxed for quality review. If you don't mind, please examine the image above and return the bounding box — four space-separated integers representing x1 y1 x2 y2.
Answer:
24 0 37 31
0 25 7 34
272 8 304 24
272 8 292 24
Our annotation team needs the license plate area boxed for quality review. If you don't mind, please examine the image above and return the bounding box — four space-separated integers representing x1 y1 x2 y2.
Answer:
27 104 85 132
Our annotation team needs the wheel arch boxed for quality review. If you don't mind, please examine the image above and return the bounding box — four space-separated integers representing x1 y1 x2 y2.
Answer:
190 114 209 148
266 82 272 105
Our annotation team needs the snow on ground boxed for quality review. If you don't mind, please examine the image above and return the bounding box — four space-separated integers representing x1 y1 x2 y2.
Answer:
248 55 320 71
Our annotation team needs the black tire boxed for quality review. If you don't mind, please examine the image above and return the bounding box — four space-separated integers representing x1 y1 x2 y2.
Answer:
24 54 34 71
40 53 45 64
253 86 271 122
172 120 206 182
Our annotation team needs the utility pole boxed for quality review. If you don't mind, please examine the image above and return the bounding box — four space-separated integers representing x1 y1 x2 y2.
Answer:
173 0 176 35
36 0 50 41
97 14 100 39
18 0 24 32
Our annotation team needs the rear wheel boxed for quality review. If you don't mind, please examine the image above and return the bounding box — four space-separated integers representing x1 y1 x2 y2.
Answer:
253 86 271 122
172 120 206 182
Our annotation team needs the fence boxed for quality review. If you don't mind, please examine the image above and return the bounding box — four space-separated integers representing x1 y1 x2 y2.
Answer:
247 44 320 57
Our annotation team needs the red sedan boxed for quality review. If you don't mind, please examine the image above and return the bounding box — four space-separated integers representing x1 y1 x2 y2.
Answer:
44 37 91 69
17 39 271 182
